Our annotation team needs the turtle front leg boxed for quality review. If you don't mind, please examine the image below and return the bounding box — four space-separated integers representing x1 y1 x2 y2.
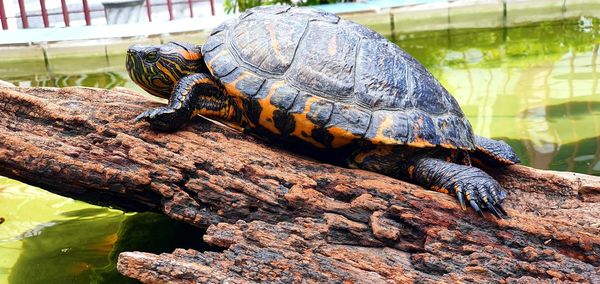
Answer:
135 73 222 131
408 157 508 218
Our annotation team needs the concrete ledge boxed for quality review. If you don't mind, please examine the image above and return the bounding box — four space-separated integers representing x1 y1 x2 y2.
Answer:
505 0 565 26
0 0 598 65
391 2 450 33
564 0 600 18
342 9 394 38
449 0 504 29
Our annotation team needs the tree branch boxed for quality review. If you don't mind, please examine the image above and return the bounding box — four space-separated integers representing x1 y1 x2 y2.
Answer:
0 86 598 283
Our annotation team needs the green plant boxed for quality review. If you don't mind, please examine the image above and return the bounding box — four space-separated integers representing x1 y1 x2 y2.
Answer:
224 0 344 14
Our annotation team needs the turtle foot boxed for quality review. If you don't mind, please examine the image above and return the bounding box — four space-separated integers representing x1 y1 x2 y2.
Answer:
411 157 509 219
454 177 508 219
135 106 187 132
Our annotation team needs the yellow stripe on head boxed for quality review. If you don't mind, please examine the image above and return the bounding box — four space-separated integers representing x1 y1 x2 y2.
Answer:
126 42 206 99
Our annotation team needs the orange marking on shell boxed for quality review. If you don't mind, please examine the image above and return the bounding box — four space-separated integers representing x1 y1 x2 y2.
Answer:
371 115 398 145
291 97 325 149
267 24 286 64
258 81 284 134
206 50 227 73
408 117 436 148
439 142 458 149
407 139 436 148
206 61 215 76
220 71 256 127
327 126 360 148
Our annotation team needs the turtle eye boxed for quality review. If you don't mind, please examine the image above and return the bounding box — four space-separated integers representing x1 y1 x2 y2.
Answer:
144 51 159 63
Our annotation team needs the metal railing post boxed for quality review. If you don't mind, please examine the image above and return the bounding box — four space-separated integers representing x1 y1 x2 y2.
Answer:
209 0 215 16
188 0 193 18
0 0 8 30
39 0 49 27
146 0 152 22
60 0 70 26
166 0 173 20
17 0 28 28
82 0 91 25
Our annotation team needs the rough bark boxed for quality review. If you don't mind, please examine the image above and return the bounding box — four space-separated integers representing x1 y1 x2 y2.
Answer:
0 86 598 283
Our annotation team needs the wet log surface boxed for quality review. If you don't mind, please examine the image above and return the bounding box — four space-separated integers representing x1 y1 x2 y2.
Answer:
0 86 599 283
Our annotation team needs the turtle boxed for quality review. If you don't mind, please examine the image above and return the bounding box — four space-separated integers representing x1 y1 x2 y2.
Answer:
126 5 520 218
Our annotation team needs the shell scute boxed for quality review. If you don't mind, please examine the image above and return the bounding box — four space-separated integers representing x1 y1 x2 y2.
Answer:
407 112 439 147
325 104 371 148
204 48 237 78
286 21 357 101
365 111 409 145
231 12 307 75
355 39 411 110
249 80 297 134
411 73 449 115
284 93 332 148
219 68 265 98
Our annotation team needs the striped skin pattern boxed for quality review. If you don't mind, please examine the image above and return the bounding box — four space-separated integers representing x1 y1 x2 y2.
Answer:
126 42 206 99
127 6 520 219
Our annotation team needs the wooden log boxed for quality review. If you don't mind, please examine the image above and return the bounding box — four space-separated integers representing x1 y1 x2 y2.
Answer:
0 86 598 283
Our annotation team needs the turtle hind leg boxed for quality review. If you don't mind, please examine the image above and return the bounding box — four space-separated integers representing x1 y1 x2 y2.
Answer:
136 73 222 132
348 146 508 218
408 156 508 218
472 136 520 167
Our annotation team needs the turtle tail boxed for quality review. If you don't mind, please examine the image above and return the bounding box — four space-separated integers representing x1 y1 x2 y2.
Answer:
470 136 520 167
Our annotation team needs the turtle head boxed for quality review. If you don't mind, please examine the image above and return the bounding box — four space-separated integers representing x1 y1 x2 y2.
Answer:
126 41 205 99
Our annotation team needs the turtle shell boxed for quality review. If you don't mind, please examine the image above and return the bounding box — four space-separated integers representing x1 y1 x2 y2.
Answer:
202 6 475 150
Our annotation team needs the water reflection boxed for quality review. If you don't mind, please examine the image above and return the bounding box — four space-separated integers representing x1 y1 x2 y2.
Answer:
0 178 216 283
7 210 213 284
502 136 599 175
397 18 600 175
7 72 128 89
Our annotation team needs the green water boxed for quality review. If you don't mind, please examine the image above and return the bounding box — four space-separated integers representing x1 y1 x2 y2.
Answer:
399 19 600 175
0 17 599 283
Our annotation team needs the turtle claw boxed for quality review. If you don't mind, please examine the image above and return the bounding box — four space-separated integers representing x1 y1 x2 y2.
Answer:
134 106 185 132
496 204 508 216
469 199 484 216
456 181 509 219
487 203 506 219
134 110 151 122
135 107 170 122
456 191 467 210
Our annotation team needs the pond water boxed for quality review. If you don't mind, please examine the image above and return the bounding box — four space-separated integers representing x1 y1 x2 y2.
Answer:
0 17 599 283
